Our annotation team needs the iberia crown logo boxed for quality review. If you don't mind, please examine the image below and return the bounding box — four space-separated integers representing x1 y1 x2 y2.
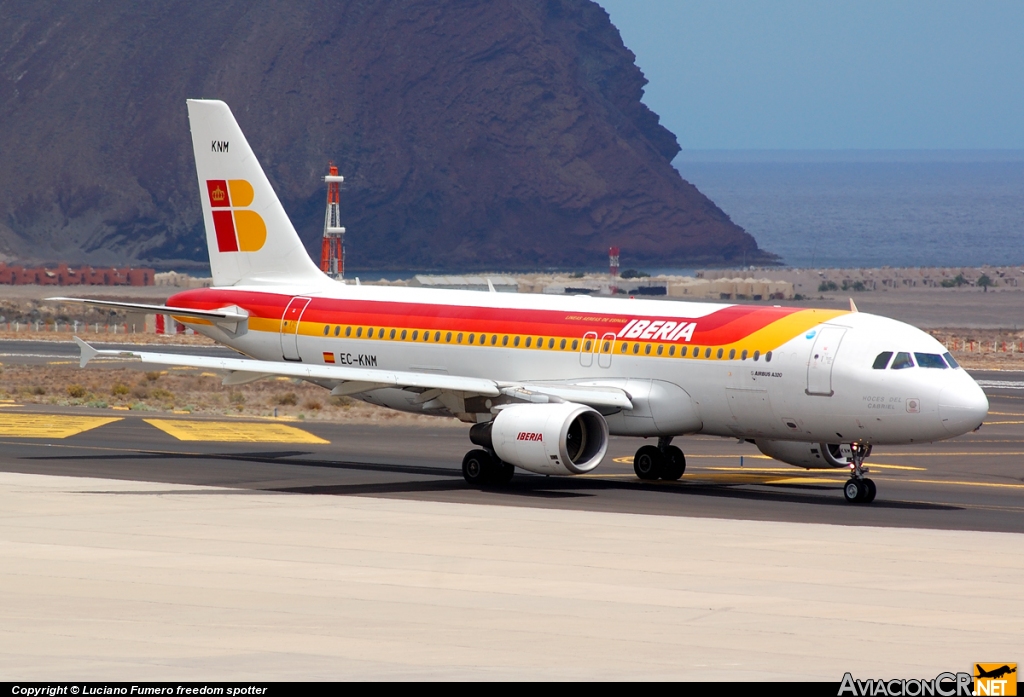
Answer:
206 179 266 252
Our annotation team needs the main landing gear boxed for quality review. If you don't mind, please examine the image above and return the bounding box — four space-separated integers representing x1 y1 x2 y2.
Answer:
634 437 686 482
843 441 876 504
462 449 515 487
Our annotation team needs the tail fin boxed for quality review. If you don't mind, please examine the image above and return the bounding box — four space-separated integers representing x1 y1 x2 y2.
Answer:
187 99 326 287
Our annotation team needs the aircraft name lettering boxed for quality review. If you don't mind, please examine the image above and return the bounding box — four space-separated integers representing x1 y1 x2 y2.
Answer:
337 352 377 367
517 432 543 442
211 140 229 153
751 370 782 378
616 319 697 342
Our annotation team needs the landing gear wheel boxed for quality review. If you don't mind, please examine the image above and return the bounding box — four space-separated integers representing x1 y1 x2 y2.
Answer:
494 460 515 485
463 449 495 486
862 478 877 503
634 445 664 481
843 479 864 503
661 445 686 481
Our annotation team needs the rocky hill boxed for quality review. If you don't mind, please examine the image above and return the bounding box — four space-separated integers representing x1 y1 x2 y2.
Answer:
0 0 772 271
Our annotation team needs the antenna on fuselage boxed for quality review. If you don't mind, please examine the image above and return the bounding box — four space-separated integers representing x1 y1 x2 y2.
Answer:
849 298 859 312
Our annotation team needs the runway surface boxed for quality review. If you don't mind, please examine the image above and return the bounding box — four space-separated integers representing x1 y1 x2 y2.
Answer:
0 368 1021 532
2 341 1022 679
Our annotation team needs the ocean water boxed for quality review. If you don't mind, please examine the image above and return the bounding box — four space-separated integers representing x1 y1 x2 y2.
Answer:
674 151 1024 269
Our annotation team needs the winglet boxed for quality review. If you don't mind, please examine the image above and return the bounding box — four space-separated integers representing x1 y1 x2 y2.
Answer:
849 298 859 312
74 336 99 368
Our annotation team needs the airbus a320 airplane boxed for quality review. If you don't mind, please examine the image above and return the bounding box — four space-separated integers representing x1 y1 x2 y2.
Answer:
55 100 989 504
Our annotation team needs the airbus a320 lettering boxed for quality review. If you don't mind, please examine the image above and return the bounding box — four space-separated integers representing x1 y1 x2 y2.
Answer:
54 100 989 504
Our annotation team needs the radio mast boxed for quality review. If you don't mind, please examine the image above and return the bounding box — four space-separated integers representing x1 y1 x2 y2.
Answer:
320 163 346 279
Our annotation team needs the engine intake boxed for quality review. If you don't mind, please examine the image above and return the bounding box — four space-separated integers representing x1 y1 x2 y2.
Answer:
471 403 608 475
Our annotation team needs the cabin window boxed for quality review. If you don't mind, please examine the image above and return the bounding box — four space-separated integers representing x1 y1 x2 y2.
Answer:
765 351 773 362
548 338 555 349
872 351 893 369
468 334 475 344
412 330 418 340
944 352 960 369
753 350 759 361
717 348 724 359
571 339 578 350
890 352 914 370
729 349 736 360
915 353 948 369
537 337 543 348
457 333 463 344
621 342 628 353
502 335 509 346
602 341 610 352
400 329 407 340
334 326 341 337
680 346 687 357
525 337 532 348
445 332 452 343
356 327 363 338
323 326 329 336
389 328 396 340
491 335 497 345
657 345 663 356
434 331 441 342
583 340 591 352
741 349 748 360
346 326 352 337
668 346 674 356
560 339 566 350
704 348 711 358
513 336 520 347
645 344 652 355
633 343 640 354
378 328 385 339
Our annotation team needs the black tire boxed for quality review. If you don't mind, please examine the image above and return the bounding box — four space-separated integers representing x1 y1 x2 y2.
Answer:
843 479 864 503
862 478 877 503
661 445 686 480
463 449 494 486
634 445 664 481
494 460 515 485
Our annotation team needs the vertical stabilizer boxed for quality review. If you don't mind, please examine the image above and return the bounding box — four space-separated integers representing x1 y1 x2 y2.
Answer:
187 99 326 287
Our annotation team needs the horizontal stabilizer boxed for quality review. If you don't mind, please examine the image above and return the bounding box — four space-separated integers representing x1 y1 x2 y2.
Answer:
50 297 249 330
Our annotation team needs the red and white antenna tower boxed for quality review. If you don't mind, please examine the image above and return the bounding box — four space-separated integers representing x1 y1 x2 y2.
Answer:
608 246 620 294
320 163 346 279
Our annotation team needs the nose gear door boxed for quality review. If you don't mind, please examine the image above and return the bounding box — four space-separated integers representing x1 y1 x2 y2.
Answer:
280 296 312 361
806 325 847 396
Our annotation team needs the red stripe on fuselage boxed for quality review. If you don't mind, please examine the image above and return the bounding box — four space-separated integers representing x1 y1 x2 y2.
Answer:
166 289 802 344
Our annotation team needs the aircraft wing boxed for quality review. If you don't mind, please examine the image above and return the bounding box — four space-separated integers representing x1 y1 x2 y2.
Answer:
74 338 632 410
49 297 249 330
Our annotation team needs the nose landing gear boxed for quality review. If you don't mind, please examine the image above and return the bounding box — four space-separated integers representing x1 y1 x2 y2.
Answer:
633 437 686 481
843 441 876 504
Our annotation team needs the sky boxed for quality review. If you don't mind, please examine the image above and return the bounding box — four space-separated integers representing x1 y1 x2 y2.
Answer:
596 1 1024 150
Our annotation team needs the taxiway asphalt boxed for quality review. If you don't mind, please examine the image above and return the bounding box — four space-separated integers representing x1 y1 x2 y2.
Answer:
0 369 1021 532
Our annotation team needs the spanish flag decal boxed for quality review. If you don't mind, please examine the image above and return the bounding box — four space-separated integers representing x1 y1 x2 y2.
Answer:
207 179 267 252
323 352 336 364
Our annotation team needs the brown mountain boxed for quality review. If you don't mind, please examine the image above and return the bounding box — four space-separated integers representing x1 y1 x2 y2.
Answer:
0 0 773 271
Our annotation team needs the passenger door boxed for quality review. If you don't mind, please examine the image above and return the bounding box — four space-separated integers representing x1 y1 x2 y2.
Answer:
806 326 847 396
280 296 311 361
597 332 616 369
579 332 598 367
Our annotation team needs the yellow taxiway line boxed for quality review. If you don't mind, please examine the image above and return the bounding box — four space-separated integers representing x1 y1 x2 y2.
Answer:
144 418 328 444
0 415 123 438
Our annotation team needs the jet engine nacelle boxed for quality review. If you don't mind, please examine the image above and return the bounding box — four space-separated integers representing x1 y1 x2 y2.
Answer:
471 403 608 476
754 439 868 469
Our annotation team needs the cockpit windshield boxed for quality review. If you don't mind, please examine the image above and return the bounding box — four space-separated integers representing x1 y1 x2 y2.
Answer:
890 352 915 370
915 353 948 369
872 350 959 370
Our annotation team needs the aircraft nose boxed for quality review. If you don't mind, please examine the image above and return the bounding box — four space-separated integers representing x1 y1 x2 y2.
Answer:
938 379 989 435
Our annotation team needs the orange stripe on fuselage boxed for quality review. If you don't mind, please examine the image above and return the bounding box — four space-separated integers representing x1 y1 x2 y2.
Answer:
167 289 847 350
